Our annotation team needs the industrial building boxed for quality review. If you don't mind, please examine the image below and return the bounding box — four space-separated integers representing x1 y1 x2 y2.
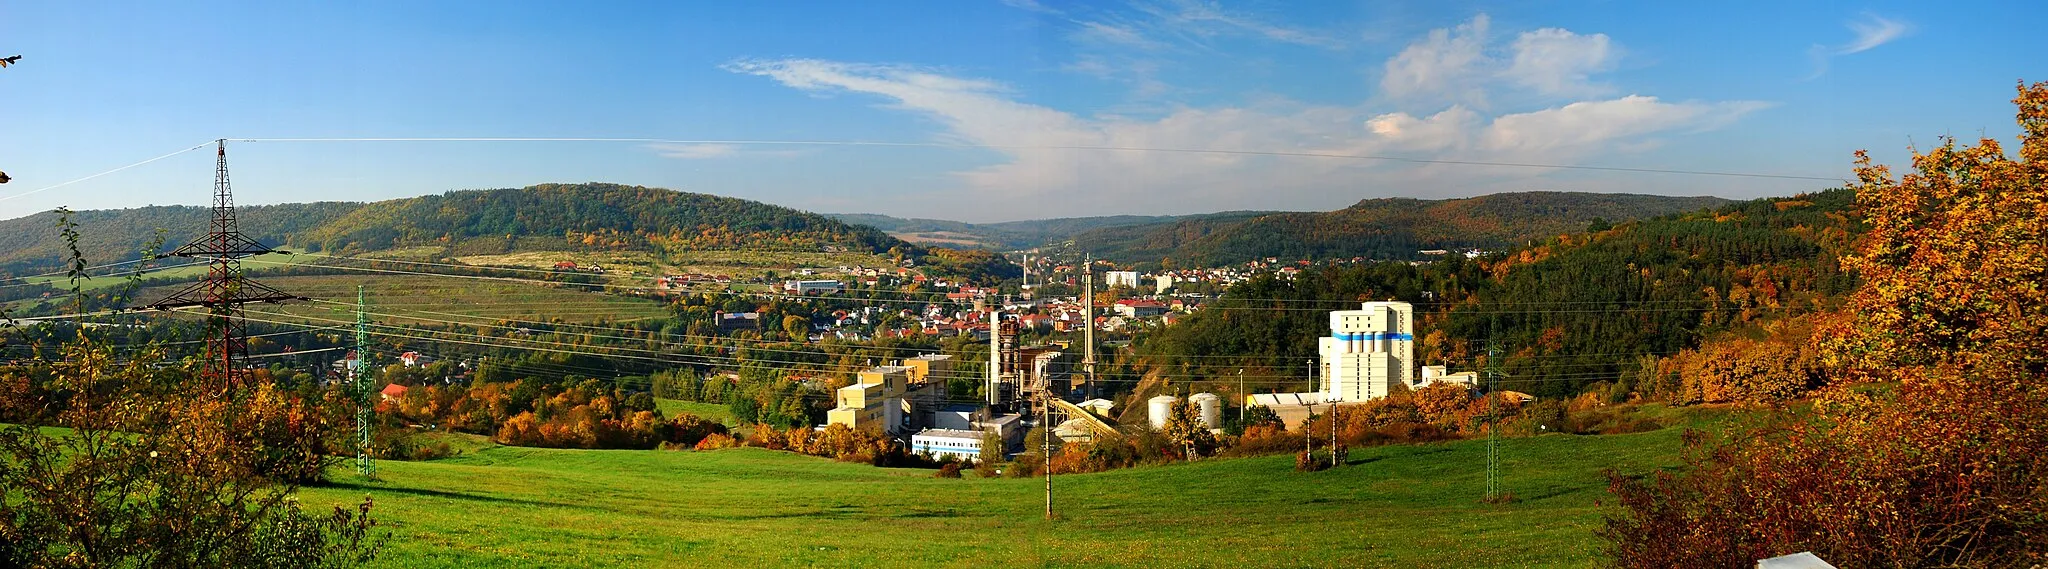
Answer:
1244 300 1488 430
1318 301 1415 403
827 365 912 434
909 429 991 462
1146 393 1223 432
783 279 844 295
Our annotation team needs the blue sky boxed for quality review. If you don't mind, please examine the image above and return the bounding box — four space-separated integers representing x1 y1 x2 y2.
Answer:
0 1 2040 222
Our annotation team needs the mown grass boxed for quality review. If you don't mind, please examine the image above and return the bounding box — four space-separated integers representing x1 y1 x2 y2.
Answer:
137 274 670 325
301 428 1686 568
654 398 733 426
452 249 893 281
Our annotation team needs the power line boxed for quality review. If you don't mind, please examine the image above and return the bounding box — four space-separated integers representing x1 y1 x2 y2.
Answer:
0 141 215 204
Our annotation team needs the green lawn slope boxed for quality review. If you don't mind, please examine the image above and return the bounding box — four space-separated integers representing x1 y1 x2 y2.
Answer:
301 428 1683 568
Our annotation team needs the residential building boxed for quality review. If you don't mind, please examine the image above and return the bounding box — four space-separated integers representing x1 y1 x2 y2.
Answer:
1113 299 1169 318
716 312 761 332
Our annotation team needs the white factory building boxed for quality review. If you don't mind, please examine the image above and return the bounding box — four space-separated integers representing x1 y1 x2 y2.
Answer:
1317 301 1415 403
1247 301 1485 428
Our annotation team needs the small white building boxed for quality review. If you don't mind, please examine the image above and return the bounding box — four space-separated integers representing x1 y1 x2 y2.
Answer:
1416 365 1481 390
910 429 990 462
784 279 844 295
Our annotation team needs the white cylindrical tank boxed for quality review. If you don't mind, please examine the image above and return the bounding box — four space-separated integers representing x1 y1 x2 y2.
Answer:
1148 395 1179 430
1189 392 1222 429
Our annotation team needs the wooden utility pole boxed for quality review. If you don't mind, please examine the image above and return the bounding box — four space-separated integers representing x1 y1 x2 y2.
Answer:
1303 402 1317 459
1329 402 1340 468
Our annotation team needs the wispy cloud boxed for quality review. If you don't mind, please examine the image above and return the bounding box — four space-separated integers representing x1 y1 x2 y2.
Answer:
1808 14 1911 78
1842 14 1910 54
649 143 737 159
1044 1 1340 104
728 57 1769 220
1073 21 1166 50
998 0 1062 16
1132 0 1342 49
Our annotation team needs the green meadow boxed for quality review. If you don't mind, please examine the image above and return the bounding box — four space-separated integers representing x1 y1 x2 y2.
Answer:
301 428 1686 568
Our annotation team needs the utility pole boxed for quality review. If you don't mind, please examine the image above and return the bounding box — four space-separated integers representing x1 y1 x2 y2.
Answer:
1237 368 1245 423
1303 402 1317 460
1043 391 1053 520
1330 401 1340 468
1485 323 1502 502
355 285 375 478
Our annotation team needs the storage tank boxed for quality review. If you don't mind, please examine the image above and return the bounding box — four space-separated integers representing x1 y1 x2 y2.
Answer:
1189 393 1222 429
1148 395 1179 430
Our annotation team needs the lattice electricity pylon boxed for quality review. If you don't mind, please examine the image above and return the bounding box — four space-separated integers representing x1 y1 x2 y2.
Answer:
146 140 304 391
353 285 375 478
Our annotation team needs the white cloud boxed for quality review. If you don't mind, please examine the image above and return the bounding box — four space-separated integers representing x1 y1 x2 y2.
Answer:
1504 28 1615 97
1380 14 1491 102
1382 15 1621 104
729 58 1769 220
1482 96 1770 154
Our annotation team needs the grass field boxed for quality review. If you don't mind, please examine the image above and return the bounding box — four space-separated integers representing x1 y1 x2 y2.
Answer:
137 273 670 326
300 428 1686 568
453 249 894 281
655 398 734 425
20 260 216 291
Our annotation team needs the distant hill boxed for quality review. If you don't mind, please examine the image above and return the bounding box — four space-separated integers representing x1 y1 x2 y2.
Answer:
0 202 359 276
1054 192 1733 266
826 212 1279 250
0 183 910 276
299 183 902 257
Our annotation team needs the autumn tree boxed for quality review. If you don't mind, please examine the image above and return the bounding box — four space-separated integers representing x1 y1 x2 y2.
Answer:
1671 323 1819 405
1161 399 1217 459
1603 81 2048 568
0 339 383 567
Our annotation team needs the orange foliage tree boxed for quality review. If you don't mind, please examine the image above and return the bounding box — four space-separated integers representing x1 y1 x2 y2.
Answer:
1603 81 2048 568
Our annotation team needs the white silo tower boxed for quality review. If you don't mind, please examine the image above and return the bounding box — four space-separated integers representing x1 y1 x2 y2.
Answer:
1189 393 1222 429
1147 395 1179 430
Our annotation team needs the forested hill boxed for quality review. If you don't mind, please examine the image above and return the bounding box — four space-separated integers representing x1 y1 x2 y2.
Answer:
1134 188 1859 400
300 183 903 256
0 183 909 276
1061 192 1732 266
826 212 1275 250
0 202 359 276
